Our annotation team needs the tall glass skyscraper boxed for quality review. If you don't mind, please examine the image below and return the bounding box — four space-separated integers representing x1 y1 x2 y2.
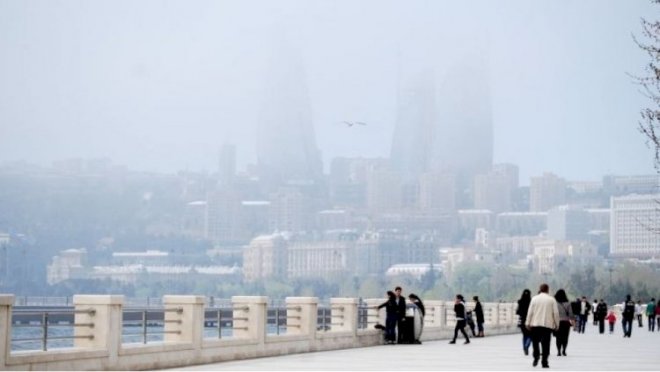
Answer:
256 42 322 186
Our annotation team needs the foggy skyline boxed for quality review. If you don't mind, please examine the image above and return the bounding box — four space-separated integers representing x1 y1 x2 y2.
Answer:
0 0 656 183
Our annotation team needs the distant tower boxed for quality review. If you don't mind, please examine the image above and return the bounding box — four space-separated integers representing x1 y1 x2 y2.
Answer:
390 70 436 184
218 143 236 185
256 41 322 187
430 57 493 189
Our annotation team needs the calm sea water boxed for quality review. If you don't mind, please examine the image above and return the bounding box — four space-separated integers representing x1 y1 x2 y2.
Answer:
11 325 287 352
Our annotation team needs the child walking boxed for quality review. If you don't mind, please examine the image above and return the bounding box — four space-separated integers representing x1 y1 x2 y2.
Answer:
606 311 617 334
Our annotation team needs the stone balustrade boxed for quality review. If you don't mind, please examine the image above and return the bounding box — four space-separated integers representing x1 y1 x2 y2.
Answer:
0 294 519 371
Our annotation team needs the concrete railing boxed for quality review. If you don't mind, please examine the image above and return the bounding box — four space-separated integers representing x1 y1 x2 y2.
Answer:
0 294 519 370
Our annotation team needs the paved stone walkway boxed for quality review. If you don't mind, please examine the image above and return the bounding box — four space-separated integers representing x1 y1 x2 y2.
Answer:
174 325 660 370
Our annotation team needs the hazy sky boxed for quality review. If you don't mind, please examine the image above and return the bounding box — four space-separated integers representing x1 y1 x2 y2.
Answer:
0 0 656 183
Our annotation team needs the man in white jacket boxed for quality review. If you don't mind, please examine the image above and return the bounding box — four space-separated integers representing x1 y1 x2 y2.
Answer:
525 283 559 369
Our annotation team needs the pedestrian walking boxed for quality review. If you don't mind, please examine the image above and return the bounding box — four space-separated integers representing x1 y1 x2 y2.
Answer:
646 298 655 332
622 295 636 338
554 289 574 357
595 299 608 334
525 283 559 368
635 300 643 328
606 311 617 334
577 296 591 333
592 299 599 326
449 294 470 345
517 289 533 355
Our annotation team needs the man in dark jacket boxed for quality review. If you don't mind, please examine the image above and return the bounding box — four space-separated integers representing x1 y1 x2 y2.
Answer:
595 299 608 334
449 294 470 344
394 286 406 343
622 294 636 338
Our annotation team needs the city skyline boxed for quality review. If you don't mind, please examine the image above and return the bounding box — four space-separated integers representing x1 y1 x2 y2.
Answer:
0 0 657 183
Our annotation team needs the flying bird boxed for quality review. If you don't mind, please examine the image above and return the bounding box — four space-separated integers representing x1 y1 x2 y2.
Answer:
341 121 367 127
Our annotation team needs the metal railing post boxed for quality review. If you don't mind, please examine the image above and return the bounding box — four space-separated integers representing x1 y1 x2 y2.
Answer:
42 312 48 351
142 310 147 344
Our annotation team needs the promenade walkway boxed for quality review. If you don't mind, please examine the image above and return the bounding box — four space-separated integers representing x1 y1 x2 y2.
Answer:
176 325 659 371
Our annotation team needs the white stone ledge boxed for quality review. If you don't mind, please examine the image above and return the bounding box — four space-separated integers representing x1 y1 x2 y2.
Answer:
285 297 318 304
330 298 358 305
317 330 354 339
72 295 124 305
265 334 310 344
0 294 14 306
202 338 259 349
7 348 108 365
163 295 206 305
231 296 268 304
119 341 193 356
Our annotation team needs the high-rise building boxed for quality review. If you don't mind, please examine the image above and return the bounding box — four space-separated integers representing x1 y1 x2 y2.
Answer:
530 172 567 212
429 59 493 185
418 172 456 213
206 187 244 243
496 212 547 236
256 43 322 186
268 187 313 232
473 168 514 214
329 157 388 208
390 71 436 184
547 205 589 241
603 175 660 196
366 168 402 214
610 194 660 258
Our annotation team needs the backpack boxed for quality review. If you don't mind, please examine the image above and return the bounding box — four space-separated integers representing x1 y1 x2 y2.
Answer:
623 300 635 318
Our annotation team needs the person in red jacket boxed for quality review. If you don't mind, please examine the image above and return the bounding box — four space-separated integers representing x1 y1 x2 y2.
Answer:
605 311 617 334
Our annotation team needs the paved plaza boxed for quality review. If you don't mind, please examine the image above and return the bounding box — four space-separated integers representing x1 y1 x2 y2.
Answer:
174 324 660 371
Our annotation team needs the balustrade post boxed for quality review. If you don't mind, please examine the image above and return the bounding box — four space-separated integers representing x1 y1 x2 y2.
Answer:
329 298 358 334
162 295 205 349
285 297 318 338
0 295 14 369
231 296 267 344
73 295 123 366
424 300 445 327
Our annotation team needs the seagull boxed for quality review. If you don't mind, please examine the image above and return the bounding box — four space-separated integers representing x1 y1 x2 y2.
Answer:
341 121 367 127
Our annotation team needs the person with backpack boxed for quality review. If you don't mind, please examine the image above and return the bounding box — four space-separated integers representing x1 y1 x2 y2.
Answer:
622 294 636 338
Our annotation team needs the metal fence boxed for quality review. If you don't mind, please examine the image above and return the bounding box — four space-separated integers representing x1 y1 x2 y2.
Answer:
11 308 95 351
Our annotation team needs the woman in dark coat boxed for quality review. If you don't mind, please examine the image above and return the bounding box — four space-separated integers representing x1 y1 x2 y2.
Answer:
473 296 485 337
516 289 532 355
